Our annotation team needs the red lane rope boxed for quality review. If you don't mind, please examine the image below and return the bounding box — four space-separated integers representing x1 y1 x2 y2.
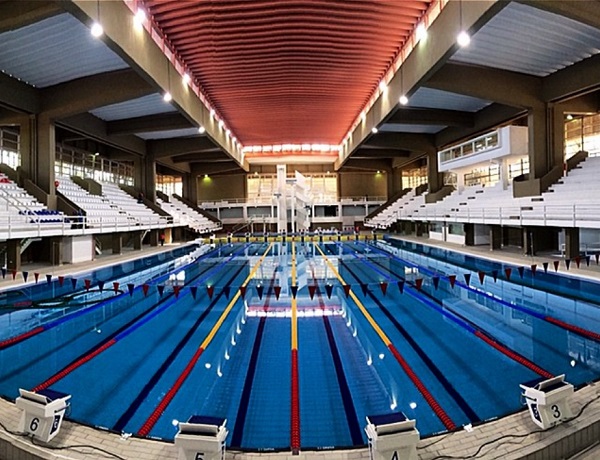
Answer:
387 344 456 431
290 349 300 452
33 339 117 392
138 346 205 436
545 317 600 342
0 327 44 349
474 331 553 379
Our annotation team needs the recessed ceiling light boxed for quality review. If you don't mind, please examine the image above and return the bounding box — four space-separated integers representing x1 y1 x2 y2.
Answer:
457 30 471 47
198 126 206 134
371 127 378 134
134 9 146 25
399 95 409 106
182 73 191 85
163 92 172 102
416 22 427 41
90 22 103 38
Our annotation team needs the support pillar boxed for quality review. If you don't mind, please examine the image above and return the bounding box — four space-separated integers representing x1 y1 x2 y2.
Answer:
415 222 425 237
564 228 580 260
134 154 157 202
50 236 62 266
464 223 475 246
182 172 198 205
490 225 503 250
149 229 159 247
36 116 57 209
132 231 143 251
6 239 21 272
427 148 443 195
112 233 123 255
528 106 550 181
17 115 36 182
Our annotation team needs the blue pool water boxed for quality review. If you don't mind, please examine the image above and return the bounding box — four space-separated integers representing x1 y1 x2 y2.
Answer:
0 239 599 451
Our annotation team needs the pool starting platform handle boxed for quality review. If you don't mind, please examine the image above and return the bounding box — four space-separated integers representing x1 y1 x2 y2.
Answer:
365 412 419 460
174 415 228 460
15 388 71 443
519 374 574 430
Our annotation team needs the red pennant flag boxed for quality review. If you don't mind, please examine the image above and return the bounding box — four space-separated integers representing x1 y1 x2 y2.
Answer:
207 285 215 299
325 284 333 299
379 282 388 296
239 285 247 299
553 260 560 272
22 271 29 282
84 279 91 291
565 259 571 270
491 270 498 282
98 280 105 291
190 286 198 299
531 264 537 275
127 283 135 296
360 283 368 296
543 262 549 273
504 268 512 280
291 285 298 298
58 275 65 286
432 277 440 290
343 284 351 298
397 280 405 294
142 284 149 296
464 273 471 285
308 285 316 300
415 278 423 291
478 271 485 284
11 270 16 280
448 275 456 288
256 284 264 300
173 285 181 298
274 285 281 300
575 256 581 268
517 267 524 278
46 274 52 284
34 272 39 283
71 278 77 289
113 282 120 293
157 285 165 296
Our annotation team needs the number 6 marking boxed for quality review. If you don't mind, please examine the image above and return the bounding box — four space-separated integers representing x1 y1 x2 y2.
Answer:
30 417 39 431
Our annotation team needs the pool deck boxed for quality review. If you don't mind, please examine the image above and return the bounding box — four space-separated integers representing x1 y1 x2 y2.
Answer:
1 236 600 460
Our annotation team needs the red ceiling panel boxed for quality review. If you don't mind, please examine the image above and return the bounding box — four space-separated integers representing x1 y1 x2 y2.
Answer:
142 0 433 146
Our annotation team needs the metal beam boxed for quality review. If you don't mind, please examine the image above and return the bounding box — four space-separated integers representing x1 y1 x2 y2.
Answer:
107 112 193 135
386 107 474 127
0 1 63 34
424 62 543 108
340 158 392 172
41 69 155 120
148 137 219 159
352 148 412 159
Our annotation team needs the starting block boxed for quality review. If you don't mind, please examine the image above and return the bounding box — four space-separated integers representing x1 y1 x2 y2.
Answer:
520 374 574 429
174 415 228 460
16 388 71 442
365 412 419 460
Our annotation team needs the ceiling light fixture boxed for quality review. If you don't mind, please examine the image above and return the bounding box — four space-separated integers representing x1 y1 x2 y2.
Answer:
90 1 103 37
371 127 378 134
134 8 146 26
198 126 206 134
379 80 387 93
399 66 409 106
163 58 172 102
416 22 427 42
182 73 191 85
457 0 471 47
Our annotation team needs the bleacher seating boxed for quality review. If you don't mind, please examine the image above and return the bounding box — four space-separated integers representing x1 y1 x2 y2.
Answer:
158 196 221 233
99 181 168 227
0 173 65 230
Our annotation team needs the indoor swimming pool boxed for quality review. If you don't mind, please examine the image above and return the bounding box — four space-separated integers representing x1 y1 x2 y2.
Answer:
0 239 599 451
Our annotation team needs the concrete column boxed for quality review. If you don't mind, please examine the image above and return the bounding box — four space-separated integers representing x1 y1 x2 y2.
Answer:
497 159 509 190
18 115 36 181
50 236 62 266
490 225 502 250
464 223 475 246
132 231 143 250
6 239 21 271
552 105 566 167
36 116 57 209
112 233 123 255
527 107 550 180
427 148 443 194
134 154 157 202
182 172 198 204
149 229 159 247
564 227 580 260
415 222 425 237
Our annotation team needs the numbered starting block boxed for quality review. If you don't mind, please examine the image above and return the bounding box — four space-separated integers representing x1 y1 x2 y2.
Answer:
520 374 574 430
15 388 71 443
365 412 419 460
174 415 228 460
